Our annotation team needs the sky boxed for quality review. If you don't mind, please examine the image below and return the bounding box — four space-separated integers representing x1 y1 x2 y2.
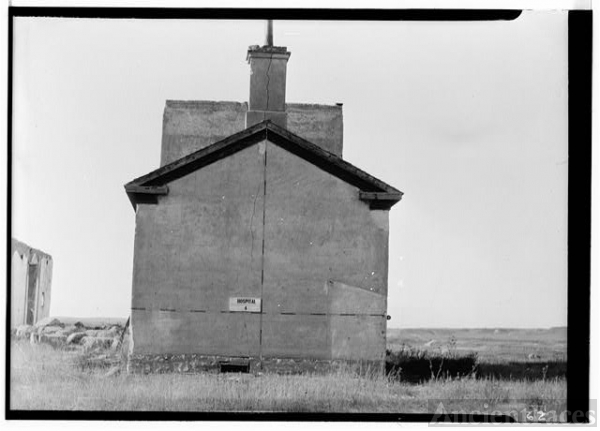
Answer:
12 11 568 328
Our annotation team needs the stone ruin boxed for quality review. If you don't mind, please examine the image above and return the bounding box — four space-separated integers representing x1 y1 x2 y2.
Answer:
12 317 133 375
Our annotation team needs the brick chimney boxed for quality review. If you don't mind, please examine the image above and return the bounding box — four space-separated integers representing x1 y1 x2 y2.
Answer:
245 22 291 128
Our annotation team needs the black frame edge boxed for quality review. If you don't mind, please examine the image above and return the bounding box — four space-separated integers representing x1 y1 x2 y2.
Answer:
6 6 14 419
566 9 592 424
8 8 522 21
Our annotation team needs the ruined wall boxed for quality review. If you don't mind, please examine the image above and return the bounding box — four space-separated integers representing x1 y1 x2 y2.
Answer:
160 101 343 166
36 255 53 323
11 251 28 328
132 140 388 363
11 239 53 328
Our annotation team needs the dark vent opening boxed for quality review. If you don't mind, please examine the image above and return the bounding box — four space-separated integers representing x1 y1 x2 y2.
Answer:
219 361 250 373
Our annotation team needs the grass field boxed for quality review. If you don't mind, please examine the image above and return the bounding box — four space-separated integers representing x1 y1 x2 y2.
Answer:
387 327 567 382
387 327 567 363
9 327 567 417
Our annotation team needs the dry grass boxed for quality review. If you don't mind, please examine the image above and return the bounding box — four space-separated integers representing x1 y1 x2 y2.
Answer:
387 328 567 363
10 340 566 416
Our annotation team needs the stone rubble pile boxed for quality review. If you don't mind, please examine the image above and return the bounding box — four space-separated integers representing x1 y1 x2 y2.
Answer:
12 317 132 371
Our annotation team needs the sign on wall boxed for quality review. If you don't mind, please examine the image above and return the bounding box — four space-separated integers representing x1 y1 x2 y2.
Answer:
229 297 261 312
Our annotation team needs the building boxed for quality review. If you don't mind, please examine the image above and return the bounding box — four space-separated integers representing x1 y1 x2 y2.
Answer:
125 29 402 373
11 238 53 328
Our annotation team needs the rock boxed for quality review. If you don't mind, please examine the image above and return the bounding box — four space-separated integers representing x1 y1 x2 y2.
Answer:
106 326 122 337
41 325 64 334
81 336 115 351
85 329 102 337
110 338 121 353
95 330 111 338
61 325 87 337
15 324 34 339
91 327 121 339
29 332 39 344
66 332 87 345
528 353 541 360
39 333 67 348
35 317 64 328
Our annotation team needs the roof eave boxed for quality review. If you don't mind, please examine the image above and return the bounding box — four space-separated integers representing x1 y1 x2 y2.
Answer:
264 121 402 195
358 191 404 210
124 185 169 210
124 120 404 210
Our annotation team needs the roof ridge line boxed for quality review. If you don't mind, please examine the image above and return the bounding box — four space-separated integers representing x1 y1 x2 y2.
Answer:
125 121 403 210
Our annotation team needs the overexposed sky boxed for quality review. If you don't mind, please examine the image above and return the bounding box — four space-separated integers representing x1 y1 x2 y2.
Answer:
12 11 568 328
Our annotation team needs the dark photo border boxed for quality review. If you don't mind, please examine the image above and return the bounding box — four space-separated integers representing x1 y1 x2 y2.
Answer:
6 7 592 423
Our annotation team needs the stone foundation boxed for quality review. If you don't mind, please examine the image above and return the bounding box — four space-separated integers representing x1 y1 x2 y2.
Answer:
128 354 384 375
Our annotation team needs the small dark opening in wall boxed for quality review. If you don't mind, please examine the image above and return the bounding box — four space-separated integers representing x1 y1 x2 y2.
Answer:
219 361 250 373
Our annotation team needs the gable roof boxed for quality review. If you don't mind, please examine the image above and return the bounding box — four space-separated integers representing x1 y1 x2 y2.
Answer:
125 120 403 210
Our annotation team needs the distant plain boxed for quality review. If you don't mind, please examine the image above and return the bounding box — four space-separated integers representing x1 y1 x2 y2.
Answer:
387 327 567 362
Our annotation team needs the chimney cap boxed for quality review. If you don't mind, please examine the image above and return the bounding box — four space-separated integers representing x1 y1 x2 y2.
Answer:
247 45 289 54
247 45 291 61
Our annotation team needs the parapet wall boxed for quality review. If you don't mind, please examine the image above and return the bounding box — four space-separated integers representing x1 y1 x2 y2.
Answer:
286 103 343 157
160 100 343 165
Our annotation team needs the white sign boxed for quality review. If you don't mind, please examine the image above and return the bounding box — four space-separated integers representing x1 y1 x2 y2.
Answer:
229 297 261 312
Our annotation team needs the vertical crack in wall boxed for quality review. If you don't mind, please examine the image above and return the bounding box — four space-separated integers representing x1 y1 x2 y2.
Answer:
248 177 262 267
265 55 272 112
260 147 267 287
258 144 268 368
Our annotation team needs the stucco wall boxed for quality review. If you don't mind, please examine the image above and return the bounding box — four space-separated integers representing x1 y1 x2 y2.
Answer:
160 101 343 166
132 143 264 356
132 139 388 362
261 142 387 361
